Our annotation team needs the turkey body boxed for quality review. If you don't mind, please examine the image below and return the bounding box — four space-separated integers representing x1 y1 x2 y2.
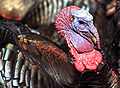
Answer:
0 20 118 88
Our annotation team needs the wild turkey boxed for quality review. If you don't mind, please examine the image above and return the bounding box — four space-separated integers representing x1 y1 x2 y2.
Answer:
0 6 119 88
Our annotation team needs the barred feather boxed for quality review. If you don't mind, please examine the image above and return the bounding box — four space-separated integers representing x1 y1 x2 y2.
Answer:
0 43 64 88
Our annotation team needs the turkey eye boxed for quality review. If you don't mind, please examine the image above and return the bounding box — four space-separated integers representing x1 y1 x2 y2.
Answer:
79 21 85 24
70 16 74 22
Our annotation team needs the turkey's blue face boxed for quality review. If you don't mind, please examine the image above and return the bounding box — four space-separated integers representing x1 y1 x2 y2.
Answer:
71 9 93 33
70 9 100 52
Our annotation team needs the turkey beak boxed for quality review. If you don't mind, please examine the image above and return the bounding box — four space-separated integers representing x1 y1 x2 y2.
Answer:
84 32 97 44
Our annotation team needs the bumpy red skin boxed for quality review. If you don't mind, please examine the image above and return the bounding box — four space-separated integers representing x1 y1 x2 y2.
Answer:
74 50 102 72
70 47 102 72
55 6 103 72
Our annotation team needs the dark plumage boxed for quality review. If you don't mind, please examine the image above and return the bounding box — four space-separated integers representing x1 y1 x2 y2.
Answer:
103 1 120 80
0 6 119 88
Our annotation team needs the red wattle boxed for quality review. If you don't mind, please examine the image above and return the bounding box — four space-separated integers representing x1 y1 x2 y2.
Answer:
73 49 102 72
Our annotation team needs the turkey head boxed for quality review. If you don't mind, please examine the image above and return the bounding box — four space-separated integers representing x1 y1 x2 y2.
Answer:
55 6 102 72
